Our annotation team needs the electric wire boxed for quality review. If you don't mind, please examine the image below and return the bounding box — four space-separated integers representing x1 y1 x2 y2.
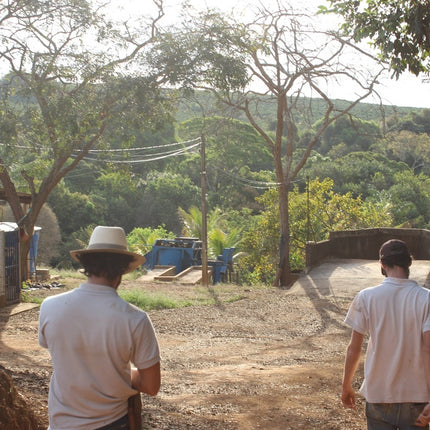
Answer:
85 137 200 152
2 137 291 190
73 141 201 164
212 164 280 189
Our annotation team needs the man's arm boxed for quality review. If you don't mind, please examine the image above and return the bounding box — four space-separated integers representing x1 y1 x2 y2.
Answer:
415 331 430 427
131 361 161 396
342 329 364 409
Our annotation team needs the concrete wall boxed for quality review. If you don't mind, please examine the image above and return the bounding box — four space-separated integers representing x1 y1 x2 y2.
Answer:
306 228 430 270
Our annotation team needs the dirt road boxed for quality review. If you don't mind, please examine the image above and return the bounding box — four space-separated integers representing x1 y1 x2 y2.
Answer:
2 259 429 429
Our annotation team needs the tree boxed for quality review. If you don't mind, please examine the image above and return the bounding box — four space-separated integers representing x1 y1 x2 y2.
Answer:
135 172 200 234
178 206 241 258
240 178 393 284
127 226 176 256
386 109 430 134
89 170 142 232
381 170 430 228
176 116 273 210
322 0 430 76
156 4 385 286
314 116 381 157
303 151 408 197
0 0 169 277
379 130 430 173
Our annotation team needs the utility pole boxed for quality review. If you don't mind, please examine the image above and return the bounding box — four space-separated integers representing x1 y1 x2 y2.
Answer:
306 176 310 242
200 135 209 287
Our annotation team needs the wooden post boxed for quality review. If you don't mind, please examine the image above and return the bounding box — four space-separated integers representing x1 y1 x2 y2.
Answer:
201 135 209 287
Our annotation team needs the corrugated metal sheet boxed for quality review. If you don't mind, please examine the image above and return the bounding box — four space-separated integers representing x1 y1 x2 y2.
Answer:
4 230 20 305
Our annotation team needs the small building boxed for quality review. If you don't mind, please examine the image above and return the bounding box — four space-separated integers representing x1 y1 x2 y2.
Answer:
0 223 20 306
0 190 32 307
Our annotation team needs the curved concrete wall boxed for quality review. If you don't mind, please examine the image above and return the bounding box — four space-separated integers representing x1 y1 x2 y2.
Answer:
306 228 430 270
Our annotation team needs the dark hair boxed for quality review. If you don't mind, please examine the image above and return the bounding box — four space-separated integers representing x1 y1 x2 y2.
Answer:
379 239 412 272
78 252 134 280
380 254 412 270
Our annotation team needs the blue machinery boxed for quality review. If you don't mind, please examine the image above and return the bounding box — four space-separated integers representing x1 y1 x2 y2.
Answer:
143 237 234 284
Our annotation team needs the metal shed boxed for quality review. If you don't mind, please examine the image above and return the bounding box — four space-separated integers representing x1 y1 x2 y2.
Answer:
0 225 20 306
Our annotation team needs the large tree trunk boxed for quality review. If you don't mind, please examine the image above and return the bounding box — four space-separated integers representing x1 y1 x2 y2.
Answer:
273 185 292 288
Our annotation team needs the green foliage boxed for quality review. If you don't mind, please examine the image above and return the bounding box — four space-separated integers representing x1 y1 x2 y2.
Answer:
176 117 273 210
315 116 381 156
136 172 200 234
149 12 249 92
208 228 241 258
380 170 430 228
47 182 98 237
89 170 141 231
127 226 176 255
239 193 279 285
178 205 242 258
387 109 430 134
290 178 393 249
240 179 393 284
178 205 205 238
322 0 430 76
304 152 408 196
374 130 430 173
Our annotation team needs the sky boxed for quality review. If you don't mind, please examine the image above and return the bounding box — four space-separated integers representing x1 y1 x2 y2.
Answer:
4 0 428 109
124 0 430 109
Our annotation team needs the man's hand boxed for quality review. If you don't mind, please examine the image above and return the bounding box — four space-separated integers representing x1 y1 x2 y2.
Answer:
341 385 356 409
415 403 430 427
341 330 363 410
128 394 142 430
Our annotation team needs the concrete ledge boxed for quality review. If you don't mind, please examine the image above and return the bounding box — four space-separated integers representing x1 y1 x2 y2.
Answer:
306 228 430 271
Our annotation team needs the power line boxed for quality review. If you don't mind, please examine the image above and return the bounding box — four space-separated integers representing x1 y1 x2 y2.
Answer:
0 137 201 157
85 138 200 153
74 141 201 164
212 165 280 189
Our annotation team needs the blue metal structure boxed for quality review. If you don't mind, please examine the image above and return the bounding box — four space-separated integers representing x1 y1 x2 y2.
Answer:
144 238 234 284
144 237 202 274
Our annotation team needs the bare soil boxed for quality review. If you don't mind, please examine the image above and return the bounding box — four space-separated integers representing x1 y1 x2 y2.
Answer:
0 276 366 429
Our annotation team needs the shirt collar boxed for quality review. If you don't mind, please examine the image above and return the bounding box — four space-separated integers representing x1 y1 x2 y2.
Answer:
78 282 118 295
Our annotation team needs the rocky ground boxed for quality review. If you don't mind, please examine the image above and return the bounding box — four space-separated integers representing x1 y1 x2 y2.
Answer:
0 273 368 429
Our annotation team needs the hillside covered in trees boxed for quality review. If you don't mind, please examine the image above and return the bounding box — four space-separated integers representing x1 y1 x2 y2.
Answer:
2 85 428 284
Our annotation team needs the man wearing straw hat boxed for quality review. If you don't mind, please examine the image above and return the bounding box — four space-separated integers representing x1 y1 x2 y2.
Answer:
39 226 161 430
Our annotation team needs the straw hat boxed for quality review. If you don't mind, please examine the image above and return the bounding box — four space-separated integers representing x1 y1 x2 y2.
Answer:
70 226 145 274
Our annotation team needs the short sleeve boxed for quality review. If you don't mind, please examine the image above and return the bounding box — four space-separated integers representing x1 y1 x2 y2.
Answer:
344 292 368 335
131 313 161 370
422 290 430 333
38 301 48 348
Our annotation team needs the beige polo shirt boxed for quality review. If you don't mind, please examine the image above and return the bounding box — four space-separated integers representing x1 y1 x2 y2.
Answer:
39 283 160 430
345 277 430 403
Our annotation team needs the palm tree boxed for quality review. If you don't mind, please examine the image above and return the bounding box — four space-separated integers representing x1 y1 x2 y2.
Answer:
178 206 240 258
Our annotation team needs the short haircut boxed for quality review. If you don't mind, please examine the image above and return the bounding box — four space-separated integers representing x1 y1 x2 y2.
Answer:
78 252 135 280
380 253 412 270
379 239 412 270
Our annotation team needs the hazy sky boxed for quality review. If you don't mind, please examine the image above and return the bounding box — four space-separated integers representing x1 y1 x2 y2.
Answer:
6 0 427 109
137 0 430 109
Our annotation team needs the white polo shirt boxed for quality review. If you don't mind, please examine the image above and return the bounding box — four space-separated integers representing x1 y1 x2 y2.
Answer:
345 277 430 403
39 283 160 430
